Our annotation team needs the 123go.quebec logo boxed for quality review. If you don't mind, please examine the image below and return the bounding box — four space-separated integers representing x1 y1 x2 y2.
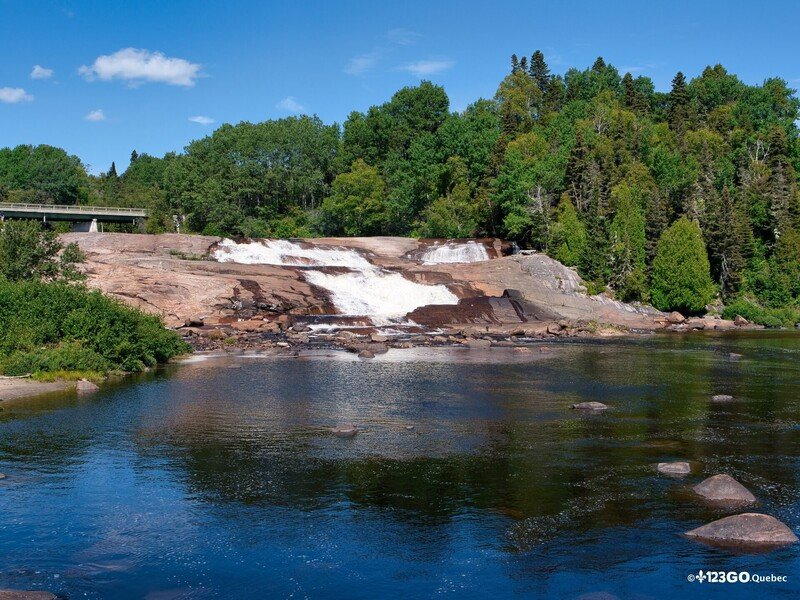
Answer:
687 570 788 584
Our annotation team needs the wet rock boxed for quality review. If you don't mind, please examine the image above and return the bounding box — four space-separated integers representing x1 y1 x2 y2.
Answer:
693 474 756 504
666 311 686 324
0 473 6 480
331 425 358 438
358 349 375 359
405 425 414 430
711 394 734 402
729 352 743 360
275 341 290 348
75 379 99 394
685 513 798 548
513 347 532 353
657 461 691 476
370 333 388 343
0 591 58 600
464 339 492 349
685 318 705 330
734 314 749 326
570 401 608 411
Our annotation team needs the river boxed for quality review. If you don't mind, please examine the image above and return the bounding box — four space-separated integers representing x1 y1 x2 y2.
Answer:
1 332 799 598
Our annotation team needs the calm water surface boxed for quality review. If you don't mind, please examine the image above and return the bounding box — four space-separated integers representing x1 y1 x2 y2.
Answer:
1 333 799 599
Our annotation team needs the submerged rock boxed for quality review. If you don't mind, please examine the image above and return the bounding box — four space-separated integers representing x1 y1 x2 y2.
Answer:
0 473 6 480
75 379 99 394
657 461 691 476
331 425 358 438
685 513 798 548
0 591 58 600
570 401 608 411
711 394 734 402
693 474 756 504
358 349 375 359
729 352 743 360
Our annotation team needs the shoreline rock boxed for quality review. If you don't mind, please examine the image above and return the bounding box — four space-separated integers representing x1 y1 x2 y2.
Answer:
685 513 798 548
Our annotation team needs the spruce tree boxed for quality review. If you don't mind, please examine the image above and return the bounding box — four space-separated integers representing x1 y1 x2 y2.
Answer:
519 56 528 73
108 161 118 178
592 57 606 72
610 183 648 300
622 73 637 108
511 54 519 73
580 196 610 285
130 149 139 164
529 50 550 93
650 216 716 313
668 72 689 134
645 190 670 268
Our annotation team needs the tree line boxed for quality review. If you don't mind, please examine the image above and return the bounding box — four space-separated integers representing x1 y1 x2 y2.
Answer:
0 53 798 321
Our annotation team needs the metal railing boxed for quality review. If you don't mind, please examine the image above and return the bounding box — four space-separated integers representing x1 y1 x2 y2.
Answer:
0 202 148 217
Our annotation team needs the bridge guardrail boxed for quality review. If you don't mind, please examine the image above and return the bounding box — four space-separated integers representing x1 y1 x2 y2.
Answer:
0 202 147 216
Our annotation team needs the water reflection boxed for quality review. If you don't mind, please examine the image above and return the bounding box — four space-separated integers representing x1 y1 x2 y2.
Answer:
0 333 798 598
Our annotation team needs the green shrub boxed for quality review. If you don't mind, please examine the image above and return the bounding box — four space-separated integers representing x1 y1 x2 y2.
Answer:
0 280 190 376
650 217 716 313
722 298 800 328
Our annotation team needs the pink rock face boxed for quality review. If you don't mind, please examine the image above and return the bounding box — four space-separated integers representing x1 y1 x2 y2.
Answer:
692 474 756 504
686 513 799 548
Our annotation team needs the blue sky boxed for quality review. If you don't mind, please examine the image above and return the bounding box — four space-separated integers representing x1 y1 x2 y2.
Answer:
1 0 799 175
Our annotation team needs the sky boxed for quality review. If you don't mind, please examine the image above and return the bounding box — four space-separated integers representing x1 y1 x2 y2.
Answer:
1 0 799 175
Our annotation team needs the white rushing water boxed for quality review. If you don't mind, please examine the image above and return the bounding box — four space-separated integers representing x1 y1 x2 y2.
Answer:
420 241 490 264
213 239 459 320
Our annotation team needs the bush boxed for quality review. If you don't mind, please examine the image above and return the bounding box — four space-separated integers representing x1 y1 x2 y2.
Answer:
0 280 190 376
650 217 716 313
722 298 800 328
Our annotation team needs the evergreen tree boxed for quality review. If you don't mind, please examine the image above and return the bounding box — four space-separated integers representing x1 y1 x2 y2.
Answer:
645 190 669 267
519 56 528 73
543 75 565 113
706 187 750 296
650 216 716 313
609 183 648 300
549 194 586 266
529 51 550 93
511 54 520 73
108 161 118 178
592 57 606 72
668 72 689 134
130 150 139 165
580 196 610 284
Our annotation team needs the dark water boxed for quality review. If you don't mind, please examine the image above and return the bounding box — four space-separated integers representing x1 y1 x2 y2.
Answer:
1 333 799 599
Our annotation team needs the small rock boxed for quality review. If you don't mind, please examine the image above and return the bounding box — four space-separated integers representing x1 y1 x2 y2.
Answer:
358 349 375 359
666 311 686 324
405 425 414 430
571 401 608 411
729 352 743 360
275 341 290 348
685 513 798 547
331 425 358 438
183 317 204 327
75 379 99 394
370 333 388 343
711 394 734 402
0 473 6 480
734 314 749 326
464 339 491 349
692 474 756 504
657 461 691 476
513 347 532 353
546 322 562 335
0 591 58 600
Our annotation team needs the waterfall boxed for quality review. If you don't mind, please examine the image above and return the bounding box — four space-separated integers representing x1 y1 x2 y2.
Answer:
420 241 490 264
213 239 459 320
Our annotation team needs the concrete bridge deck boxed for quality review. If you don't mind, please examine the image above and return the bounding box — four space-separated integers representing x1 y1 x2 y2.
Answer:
0 202 147 223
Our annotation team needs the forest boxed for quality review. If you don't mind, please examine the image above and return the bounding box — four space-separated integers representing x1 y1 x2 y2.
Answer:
1 53 798 322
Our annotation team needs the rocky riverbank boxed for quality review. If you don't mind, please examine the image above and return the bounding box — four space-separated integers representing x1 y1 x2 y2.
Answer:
61 233 760 353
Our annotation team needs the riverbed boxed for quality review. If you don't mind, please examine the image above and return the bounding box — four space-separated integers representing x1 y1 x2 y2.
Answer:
0 332 798 598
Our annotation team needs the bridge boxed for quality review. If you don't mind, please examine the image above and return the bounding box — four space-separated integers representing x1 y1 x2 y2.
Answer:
0 202 147 231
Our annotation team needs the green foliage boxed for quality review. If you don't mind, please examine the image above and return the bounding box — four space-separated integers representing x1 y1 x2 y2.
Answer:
0 220 85 282
0 144 89 204
549 194 586 266
609 182 647 300
319 160 390 236
721 298 800 328
650 217 716 313
0 280 190 376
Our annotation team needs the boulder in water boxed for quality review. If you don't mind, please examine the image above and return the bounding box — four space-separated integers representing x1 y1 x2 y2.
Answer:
370 333 388 343
0 473 6 480
711 394 734 402
0 591 58 600
685 513 798 548
657 461 691 476
331 425 358 438
729 352 743 360
571 401 608 411
76 379 99 394
358 349 375 359
692 474 756 504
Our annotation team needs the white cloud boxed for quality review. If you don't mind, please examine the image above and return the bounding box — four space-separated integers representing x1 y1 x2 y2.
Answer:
0 87 33 103
31 65 54 80
276 96 306 113
85 109 106 121
189 115 214 125
79 48 202 87
344 51 381 76
387 28 420 46
401 59 454 77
